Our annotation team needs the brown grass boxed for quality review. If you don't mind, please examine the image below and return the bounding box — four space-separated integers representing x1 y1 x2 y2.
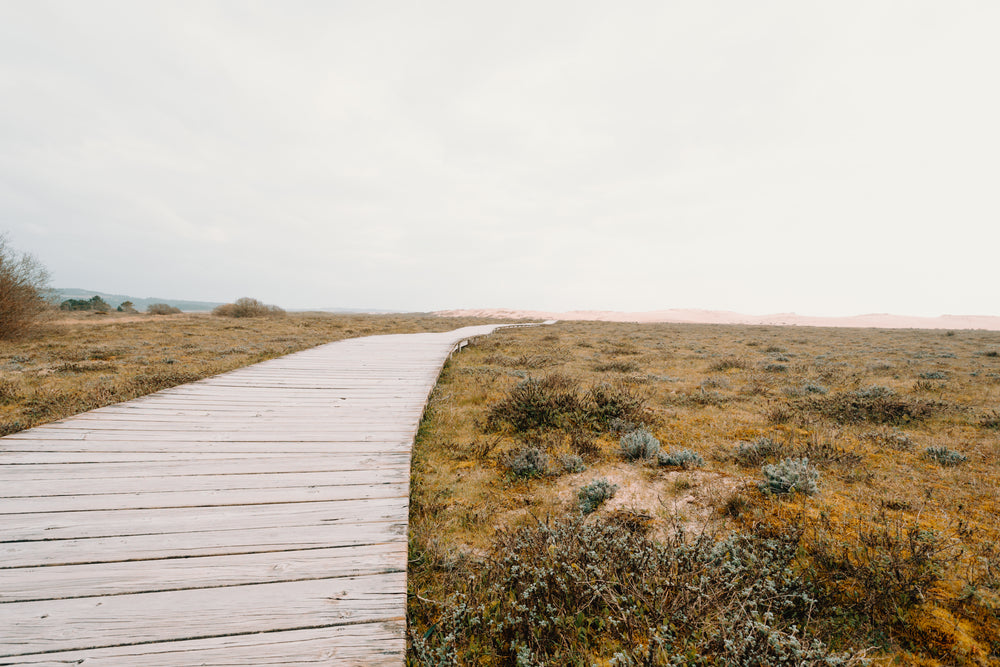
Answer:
408 321 1000 665
0 310 511 435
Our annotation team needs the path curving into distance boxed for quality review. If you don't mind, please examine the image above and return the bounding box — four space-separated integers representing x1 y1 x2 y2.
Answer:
0 323 540 666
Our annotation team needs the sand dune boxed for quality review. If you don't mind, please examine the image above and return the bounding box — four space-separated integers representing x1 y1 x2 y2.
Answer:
436 308 1000 331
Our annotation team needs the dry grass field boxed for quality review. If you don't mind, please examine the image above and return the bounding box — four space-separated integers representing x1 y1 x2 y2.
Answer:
0 310 507 435
408 321 1000 666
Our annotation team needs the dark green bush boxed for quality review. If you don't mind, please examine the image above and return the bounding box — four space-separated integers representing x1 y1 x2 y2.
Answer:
486 376 649 433
805 386 942 425
584 381 648 428
486 375 582 431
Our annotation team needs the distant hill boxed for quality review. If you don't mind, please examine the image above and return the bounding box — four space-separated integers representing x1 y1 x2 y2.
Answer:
435 308 1000 331
51 288 225 312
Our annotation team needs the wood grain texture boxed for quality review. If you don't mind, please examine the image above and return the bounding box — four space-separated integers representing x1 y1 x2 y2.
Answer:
0 323 529 665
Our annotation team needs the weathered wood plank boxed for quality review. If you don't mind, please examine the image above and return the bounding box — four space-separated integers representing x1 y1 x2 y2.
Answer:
1 467 410 497
0 481 407 514
2 521 406 568
0 440 413 454
0 572 406 657
0 623 404 666
0 454 410 479
3 497 408 542
0 543 405 602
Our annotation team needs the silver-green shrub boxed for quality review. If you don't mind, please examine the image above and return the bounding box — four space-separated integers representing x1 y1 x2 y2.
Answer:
657 448 704 469
577 478 618 513
760 457 820 495
411 518 858 664
505 446 549 478
560 454 586 473
923 445 967 466
619 428 660 461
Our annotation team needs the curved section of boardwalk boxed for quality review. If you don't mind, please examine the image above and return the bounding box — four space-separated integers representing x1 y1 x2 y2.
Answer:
0 324 518 666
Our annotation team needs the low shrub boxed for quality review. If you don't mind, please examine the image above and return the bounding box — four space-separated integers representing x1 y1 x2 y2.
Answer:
410 517 855 665
923 445 968 466
486 374 581 431
709 356 751 371
657 448 704 469
760 457 820 495
593 360 640 373
806 513 956 627
806 386 941 425
577 478 618 513
607 417 638 434
864 428 914 451
734 437 782 466
504 446 549 478
977 409 1000 430
619 428 660 461
212 297 285 318
559 454 586 473
486 376 649 433
585 381 648 428
146 303 181 315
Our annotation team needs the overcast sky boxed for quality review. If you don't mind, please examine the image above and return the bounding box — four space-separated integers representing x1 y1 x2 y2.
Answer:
1 2 998 315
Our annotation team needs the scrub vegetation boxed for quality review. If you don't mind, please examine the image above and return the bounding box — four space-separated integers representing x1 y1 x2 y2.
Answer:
408 321 1000 665
0 311 509 436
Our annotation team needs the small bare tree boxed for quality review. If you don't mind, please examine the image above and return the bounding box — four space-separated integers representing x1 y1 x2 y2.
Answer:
0 234 51 339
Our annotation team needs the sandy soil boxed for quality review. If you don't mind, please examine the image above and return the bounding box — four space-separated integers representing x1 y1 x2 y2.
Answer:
435 308 1000 331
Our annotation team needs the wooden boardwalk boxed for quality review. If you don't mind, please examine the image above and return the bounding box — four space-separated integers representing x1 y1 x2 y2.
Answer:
0 324 522 666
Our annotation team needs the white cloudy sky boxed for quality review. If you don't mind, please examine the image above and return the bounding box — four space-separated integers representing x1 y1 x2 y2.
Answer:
1 2 998 315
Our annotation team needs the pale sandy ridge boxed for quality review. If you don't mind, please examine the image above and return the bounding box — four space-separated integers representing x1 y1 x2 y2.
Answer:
435 308 1000 331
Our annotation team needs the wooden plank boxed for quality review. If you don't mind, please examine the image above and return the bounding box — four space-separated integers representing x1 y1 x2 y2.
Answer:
0 572 406 656
3 430 414 441
2 521 406 568
0 543 405 602
0 481 407 514
0 454 410 478
0 623 403 666
0 441 412 454
0 623 404 666
1 467 410 497
2 497 408 542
